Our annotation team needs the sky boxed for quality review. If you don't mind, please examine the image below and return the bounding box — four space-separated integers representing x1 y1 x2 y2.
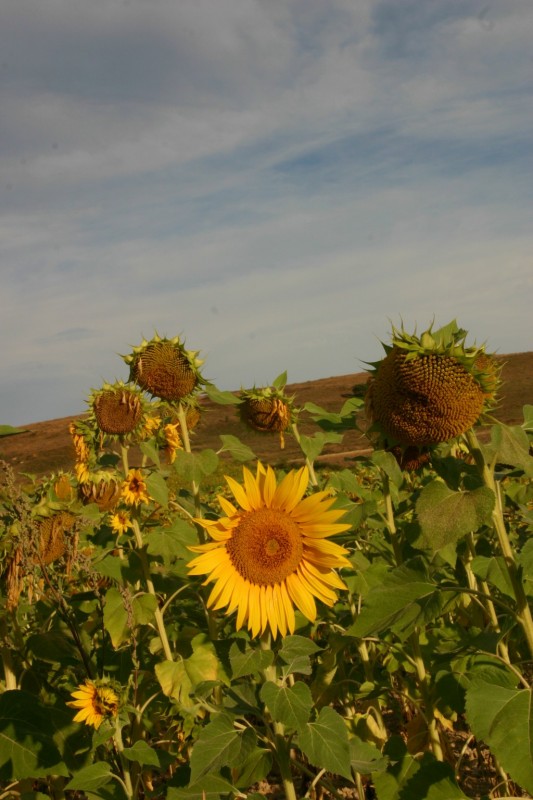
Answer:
1 0 532 426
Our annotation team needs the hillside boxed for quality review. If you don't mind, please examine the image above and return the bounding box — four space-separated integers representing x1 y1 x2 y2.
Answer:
1 352 532 478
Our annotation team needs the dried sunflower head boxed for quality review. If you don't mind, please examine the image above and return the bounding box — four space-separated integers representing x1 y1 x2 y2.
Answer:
239 383 295 449
79 470 122 511
88 381 148 439
365 320 501 448
123 334 204 402
37 511 76 565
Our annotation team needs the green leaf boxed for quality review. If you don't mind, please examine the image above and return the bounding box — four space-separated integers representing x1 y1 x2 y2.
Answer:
522 404 533 432
139 438 160 467
203 383 240 405
233 746 272 789
173 449 219 483
155 660 194 710
260 681 313 731
298 706 352 780
348 565 445 641
488 423 533 474
399 759 469 800
167 774 238 799
147 518 196 562
298 431 343 462
185 634 230 688
0 425 28 437
103 587 129 647
0 691 68 780
470 555 514 598
272 371 288 389
122 740 161 767
132 593 158 625
372 737 420 800
189 714 251 782
350 736 389 774
229 640 274 679
416 481 494 551
279 635 322 675
66 762 113 792
465 674 533 793
218 434 256 462
146 472 169 507
371 450 403 488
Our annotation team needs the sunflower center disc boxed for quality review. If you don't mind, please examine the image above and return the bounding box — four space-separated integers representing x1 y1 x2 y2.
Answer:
227 508 304 586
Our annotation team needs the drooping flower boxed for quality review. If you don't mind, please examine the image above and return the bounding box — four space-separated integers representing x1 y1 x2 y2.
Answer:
67 680 119 729
365 320 501 448
188 463 351 638
37 511 75 565
121 469 150 506
123 334 204 402
79 472 122 511
110 510 133 535
90 382 146 438
239 383 295 449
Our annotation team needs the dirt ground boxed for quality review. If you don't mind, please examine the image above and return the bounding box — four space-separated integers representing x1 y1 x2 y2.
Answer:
1 352 532 479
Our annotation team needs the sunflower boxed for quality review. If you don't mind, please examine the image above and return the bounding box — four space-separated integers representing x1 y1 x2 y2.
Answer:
188 463 351 638
90 382 147 438
79 472 122 511
67 680 119 729
365 320 500 448
37 511 75 565
123 334 204 402
110 510 133 535
121 469 150 506
239 385 295 449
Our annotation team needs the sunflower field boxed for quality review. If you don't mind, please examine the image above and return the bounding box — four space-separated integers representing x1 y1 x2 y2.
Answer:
1 320 533 800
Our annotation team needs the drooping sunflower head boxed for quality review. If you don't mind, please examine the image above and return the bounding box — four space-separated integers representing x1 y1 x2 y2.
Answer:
188 462 351 639
37 511 76 565
69 419 96 466
52 472 76 501
67 679 119 730
365 320 501 448
89 381 148 438
239 383 295 449
79 470 122 511
123 333 205 402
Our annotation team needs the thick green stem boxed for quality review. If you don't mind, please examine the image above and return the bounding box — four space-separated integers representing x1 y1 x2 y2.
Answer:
131 519 173 662
409 631 444 761
382 474 443 760
113 718 135 800
381 472 402 565
290 423 318 487
465 428 533 659
259 633 298 800
465 533 511 665
176 403 202 521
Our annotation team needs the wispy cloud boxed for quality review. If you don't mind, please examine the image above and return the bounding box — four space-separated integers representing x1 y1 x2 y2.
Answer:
1 0 532 425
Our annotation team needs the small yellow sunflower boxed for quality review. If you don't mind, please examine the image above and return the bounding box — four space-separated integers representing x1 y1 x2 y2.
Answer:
121 469 150 506
188 463 351 638
110 510 133 535
67 680 119 729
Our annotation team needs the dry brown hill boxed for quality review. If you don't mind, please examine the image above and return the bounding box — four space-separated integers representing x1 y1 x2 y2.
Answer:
2 352 532 478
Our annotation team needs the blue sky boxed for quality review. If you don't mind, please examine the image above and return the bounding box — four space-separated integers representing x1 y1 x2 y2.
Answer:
1 0 532 426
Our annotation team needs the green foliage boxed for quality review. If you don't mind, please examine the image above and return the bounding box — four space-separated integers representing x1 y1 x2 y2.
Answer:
1 330 532 800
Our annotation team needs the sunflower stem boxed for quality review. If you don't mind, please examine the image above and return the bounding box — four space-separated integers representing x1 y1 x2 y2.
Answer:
113 717 135 800
176 403 202 518
131 518 173 662
464 428 533 660
120 444 130 478
381 473 443 760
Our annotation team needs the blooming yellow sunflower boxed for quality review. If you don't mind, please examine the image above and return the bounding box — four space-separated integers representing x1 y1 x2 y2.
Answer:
110 510 133 535
121 469 150 506
187 463 351 638
67 679 119 729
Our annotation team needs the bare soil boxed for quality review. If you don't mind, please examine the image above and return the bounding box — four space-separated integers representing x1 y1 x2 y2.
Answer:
1 353 532 480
